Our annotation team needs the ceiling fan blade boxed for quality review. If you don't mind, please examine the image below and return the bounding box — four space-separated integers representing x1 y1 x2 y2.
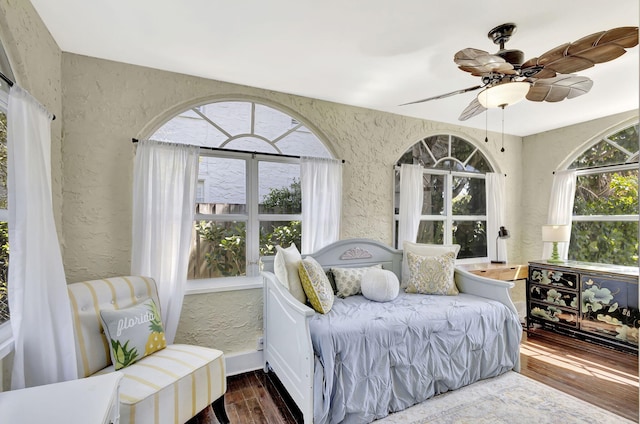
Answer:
526 74 593 103
525 26 639 77
458 97 486 121
454 48 516 76
399 85 482 106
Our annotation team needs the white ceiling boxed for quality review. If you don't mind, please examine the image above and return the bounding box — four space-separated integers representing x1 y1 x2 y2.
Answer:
30 0 639 137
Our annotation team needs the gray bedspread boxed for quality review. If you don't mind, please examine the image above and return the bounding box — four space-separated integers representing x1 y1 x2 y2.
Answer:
309 292 522 424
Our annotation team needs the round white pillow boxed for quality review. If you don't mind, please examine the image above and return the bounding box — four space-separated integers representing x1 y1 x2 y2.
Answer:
361 268 399 302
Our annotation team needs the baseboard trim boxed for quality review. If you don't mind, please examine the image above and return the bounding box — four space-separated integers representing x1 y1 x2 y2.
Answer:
225 349 264 376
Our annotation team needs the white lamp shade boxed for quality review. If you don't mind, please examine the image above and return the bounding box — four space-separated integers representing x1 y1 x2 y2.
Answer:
477 81 531 108
542 224 571 242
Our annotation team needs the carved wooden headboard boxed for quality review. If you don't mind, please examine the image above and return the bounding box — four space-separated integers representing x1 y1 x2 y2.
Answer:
261 238 403 279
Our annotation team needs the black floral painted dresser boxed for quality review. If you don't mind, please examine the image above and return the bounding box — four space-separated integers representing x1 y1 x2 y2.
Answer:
527 260 639 354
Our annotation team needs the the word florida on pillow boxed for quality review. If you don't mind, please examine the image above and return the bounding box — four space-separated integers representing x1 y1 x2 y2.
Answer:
99 298 167 370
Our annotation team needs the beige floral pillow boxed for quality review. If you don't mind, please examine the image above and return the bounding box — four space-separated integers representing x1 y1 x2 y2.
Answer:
331 264 383 298
405 251 458 295
299 257 334 314
401 241 460 288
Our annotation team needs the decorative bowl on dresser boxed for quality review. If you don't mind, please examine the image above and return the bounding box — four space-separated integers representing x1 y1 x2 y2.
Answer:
526 260 639 354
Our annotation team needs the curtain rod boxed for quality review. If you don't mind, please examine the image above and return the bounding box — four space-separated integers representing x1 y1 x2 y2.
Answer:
131 138 345 163
393 163 506 177
553 161 638 174
0 70 56 121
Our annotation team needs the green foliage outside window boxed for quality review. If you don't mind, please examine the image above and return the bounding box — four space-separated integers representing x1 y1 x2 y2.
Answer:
570 172 638 266
196 180 302 277
569 123 639 267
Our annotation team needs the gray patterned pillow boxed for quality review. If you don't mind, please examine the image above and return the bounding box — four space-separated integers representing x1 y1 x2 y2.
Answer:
331 264 383 298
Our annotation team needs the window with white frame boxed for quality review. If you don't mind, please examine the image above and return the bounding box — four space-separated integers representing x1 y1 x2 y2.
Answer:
151 101 331 279
0 88 8 325
0 42 13 325
394 134 493 260
568 122 639 266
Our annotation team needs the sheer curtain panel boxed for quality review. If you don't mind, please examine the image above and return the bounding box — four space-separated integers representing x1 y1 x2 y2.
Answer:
131 140 199 343
486 173 507 263
8 86 78 388
301 157 342 254
397 164 424 248
543 170 577 260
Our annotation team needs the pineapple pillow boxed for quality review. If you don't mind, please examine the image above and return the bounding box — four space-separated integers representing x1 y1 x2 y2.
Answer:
99 298 167 370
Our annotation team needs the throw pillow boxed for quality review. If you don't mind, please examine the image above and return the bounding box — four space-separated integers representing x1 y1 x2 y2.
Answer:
274 243 307 304
99 298 167 370
402 241 460 287
331 264 383 298
298 257 334 314
361 268 399 302
405 251 459 295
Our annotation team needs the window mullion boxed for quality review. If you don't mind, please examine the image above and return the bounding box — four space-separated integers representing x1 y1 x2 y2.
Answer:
246 157 259 276
444 173 453 244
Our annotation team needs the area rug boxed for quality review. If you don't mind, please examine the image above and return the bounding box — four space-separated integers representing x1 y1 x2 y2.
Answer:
375 371 633 424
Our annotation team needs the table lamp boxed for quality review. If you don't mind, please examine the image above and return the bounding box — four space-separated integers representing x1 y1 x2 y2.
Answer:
491 226 510 264
542 224 571 264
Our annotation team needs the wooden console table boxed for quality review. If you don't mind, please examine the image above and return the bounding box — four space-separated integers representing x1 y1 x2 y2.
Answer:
459 263 528 281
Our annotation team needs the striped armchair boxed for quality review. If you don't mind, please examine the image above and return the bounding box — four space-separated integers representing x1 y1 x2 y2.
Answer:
68 276 228 424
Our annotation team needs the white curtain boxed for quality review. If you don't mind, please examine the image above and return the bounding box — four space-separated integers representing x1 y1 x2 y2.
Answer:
301 157 342 254
486 173 508 263
8 85 78 389
543 170 577 260
397 164 424 248
131 140 199 343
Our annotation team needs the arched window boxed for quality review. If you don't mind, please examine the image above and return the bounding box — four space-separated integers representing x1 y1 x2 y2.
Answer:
568 122 639 266
394 134 494 259
150 101 332 280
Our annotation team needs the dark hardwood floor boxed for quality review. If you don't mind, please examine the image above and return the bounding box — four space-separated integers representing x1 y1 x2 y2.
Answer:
194 330 639 423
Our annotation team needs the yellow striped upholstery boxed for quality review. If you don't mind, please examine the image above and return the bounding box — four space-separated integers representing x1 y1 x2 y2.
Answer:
68 276 161 377
94 345 225 424
68 277 226 424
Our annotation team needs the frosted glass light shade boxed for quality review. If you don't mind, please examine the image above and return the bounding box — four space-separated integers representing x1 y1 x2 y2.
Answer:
477 82 530 108
542 224 571 242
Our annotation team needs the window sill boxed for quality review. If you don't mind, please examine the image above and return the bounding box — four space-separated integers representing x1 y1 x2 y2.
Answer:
185 276 263 295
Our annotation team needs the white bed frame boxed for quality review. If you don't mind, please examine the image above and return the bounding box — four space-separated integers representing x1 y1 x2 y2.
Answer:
261 238 520 424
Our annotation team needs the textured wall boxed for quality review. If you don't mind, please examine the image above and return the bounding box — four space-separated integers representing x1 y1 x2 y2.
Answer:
520 110 639 263
60 53 524 354
178 289 264 354
0 0 63 234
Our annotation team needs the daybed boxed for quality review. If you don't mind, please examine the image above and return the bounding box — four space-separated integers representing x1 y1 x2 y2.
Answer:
261 239 522 424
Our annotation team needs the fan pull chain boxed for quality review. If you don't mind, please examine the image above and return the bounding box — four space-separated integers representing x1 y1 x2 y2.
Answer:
500 105 505 152
484 109 488 143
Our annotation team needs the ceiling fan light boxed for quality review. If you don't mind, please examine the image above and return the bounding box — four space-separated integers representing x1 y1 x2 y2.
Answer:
477 81 530 108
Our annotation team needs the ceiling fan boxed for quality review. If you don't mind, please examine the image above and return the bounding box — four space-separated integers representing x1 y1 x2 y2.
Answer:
401 23 639 121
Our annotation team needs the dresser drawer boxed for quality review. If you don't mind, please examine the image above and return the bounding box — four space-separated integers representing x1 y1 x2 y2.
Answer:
529 285 578 310
529 301 578 327
529 267 578 290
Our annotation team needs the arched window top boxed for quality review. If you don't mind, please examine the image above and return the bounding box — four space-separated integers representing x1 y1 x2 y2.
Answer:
151 100 331 158
397 134 493 173
569 123 639 169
